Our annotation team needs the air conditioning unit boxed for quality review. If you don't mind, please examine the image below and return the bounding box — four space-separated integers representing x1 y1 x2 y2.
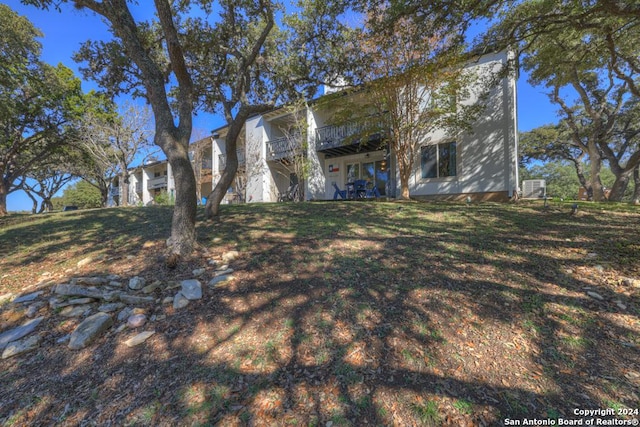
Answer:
522 179 546 199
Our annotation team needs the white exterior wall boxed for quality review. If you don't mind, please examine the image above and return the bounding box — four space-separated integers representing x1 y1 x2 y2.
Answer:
407 51 518 198
306 107 326 200
245 115 272 202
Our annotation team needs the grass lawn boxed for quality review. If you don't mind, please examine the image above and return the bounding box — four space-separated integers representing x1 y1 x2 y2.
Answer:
1 201 639 426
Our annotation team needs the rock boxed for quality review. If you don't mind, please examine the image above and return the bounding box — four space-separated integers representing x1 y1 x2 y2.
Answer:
109 281 124 287
141 281 161 294
2 335 42 359
153 315 166 322
173 292 190 309
12 291 44 304
162 296 174 305
622 277 640 288
54 284 111 300
56 334 71 344
208 275 233 287
117 307 133 323
213 268 234 277
615 300 627 310
128 276 146 291
587 291 604 301
98 302 124 313
586 252 598 259
124 330 155 347
127 314 147 328
26 302 44 318
222 250 239 263
180 280 202 300
119 294 155 305
68 312 113 350
77 257 93 268
594 265 604 272
67 297 95 305
60 305 91 318
0 317 44 350
105 274 120 281
217 264 229 271
73 277 108 286
208 259 218 267
192 268 206 277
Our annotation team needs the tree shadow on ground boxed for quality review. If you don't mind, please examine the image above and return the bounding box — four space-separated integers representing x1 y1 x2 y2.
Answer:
0 202 638 425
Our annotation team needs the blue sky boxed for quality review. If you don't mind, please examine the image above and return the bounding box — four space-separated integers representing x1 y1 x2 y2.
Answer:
5 1 559 212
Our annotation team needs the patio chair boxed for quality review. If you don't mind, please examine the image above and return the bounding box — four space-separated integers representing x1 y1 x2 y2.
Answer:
278 183 299 202
332 182 347 200
354 180 368 198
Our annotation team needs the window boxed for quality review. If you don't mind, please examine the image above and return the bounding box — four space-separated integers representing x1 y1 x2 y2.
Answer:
421 142 457 179
346 163 360 183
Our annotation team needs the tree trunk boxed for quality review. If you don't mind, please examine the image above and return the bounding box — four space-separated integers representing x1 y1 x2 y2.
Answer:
588 145 605 201
398 159 411 200
0 181 8 216
608 171 631 202
165 152 197 256
206 145 238 218
121 172 130 207
632 166 640 205
205 114 246 218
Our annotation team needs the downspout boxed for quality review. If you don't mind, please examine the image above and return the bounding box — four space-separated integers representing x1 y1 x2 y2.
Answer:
509 49 520 198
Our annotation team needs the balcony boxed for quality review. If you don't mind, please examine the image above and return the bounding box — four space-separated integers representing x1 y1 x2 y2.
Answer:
266 136 305 161
201 158 213 170
315 120 387 158
218 149 246 172
147 176 167 190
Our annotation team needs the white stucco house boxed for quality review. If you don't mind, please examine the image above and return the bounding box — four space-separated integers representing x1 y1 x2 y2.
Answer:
110 50 518 206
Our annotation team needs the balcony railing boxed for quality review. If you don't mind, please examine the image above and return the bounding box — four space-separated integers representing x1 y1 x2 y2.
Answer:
201 158 212 170
218 149 246 171
266 136 304 161
315 120 386 152
147 176 167 190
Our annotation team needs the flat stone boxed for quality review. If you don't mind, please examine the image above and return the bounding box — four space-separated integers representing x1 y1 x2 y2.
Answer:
127 314 147 328
98 302 124 313
162 296 174 304
117 307 133 322
56 334 71 344
109 281 124 287
141 281 161 294
615 300 627 310
192 268 206 277
67 297 95 305
208 275 234 287
26 302 44 318
119 294 155 305
128 276 146 290
60 305 91 318
54 284 109 300
587 291 604 301
124 330 155 347
173 292 190 309
13 291 44 304
68 312 113 350
180 280 202 300
2 335 42 359
213 268 234 277
0 317 44 350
